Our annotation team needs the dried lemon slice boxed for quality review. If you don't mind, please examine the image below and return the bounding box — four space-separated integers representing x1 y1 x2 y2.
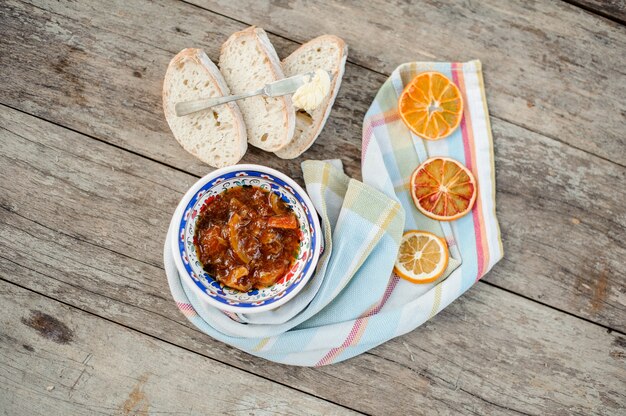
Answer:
394 230 449 284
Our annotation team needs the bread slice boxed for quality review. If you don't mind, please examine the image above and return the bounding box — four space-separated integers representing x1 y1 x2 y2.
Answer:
163 48 247 168
219 27 295 152
275 35 348 159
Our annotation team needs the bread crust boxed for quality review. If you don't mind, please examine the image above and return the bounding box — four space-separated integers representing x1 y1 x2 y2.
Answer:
162 48 247 167
219 27 295 152
275 35 348 159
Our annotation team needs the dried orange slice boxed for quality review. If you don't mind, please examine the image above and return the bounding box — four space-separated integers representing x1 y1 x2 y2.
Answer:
411 157 477 221
398 72 463 140
394 230 449 283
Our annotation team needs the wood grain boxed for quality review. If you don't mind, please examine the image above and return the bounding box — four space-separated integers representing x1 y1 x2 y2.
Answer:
486 120 626 331
191 0 626 166
1 0 624 330
0 0 339 179
0 281 355 415
1 106 625 414
1 0 625 413
565 0 626 24
1 25 624 333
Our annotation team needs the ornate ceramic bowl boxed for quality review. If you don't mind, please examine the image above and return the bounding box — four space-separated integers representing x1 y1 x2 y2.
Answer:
170 164 322 314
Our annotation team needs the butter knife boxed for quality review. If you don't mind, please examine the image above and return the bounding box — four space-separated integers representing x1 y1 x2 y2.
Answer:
175 71 322 117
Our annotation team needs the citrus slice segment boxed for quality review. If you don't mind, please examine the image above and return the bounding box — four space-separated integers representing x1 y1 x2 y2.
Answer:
410 157 477 221
394 230 449 284
398 71 463 140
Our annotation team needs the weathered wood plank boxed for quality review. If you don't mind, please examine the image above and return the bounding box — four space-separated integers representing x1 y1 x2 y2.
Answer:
487 120 626 330
1 105 625 414
5 251 625 416
1 0 625 330
371 285 626 415
0 0 352 180
1 0 625 411
566 0 626 24
191 0 626 166
2 29 625 333
0 281 355 415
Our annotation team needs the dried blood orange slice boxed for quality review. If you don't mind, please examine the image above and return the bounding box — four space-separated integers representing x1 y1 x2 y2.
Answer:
410 157 477 221
398 71 463 140
394 230 449 284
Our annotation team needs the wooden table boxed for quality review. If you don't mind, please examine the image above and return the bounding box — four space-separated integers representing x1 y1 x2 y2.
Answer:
1 1 624 414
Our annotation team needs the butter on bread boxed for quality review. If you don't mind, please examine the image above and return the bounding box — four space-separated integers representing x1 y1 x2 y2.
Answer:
275 35 347 159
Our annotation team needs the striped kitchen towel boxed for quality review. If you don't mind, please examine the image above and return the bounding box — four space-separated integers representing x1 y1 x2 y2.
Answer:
163 60 503 366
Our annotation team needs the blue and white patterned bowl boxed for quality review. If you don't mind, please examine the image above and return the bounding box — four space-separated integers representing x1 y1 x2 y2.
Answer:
170 164 322 314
